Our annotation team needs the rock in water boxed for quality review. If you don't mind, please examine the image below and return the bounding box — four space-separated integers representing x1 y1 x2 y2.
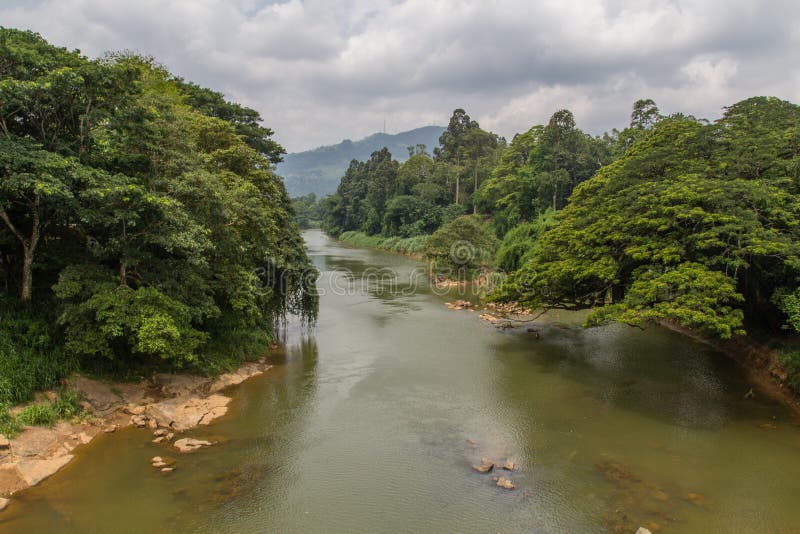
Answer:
493 476 515 490
471 457 494 473
173 438 213 453
635 528 652 534
130 414 148 428
0 497 9 511
502 460 516 471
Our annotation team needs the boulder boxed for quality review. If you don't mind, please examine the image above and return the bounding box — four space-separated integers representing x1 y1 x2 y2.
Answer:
16 455 74 486
502 460 516 471
153 374 206 397
207 362 269 393
11 427 63 458
153 428 168 437
174 438 213 453
130 414 148 428
493 476 515 490
635 529 653 534
161 467 174 473
152 437 165 444
472 457 494 473
103 424 118 433
145 395 230 431
0 497 9 511
124 404 146 416
69 377 122 415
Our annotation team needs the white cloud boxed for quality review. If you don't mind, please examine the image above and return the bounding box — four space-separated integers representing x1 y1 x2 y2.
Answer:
2 0 799 151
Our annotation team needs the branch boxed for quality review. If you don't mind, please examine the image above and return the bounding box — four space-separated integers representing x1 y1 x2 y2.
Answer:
0 208 25 244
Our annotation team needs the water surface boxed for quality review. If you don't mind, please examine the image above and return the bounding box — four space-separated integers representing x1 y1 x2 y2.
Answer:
3 229 799 533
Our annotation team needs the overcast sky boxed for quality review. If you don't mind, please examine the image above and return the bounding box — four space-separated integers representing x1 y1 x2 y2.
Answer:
2 0 799 152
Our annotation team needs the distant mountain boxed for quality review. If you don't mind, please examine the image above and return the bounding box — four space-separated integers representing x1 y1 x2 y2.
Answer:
277 125 445 198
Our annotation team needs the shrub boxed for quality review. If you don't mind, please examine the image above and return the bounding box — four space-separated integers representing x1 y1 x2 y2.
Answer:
17 403 58 427
423 215 499 277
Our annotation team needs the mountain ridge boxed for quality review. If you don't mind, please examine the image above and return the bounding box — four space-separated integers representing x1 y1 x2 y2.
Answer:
277 125 445 197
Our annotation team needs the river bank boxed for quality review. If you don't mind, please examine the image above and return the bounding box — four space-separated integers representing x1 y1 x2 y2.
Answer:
336 230 427 258
657 321 800 417
0 359 273 502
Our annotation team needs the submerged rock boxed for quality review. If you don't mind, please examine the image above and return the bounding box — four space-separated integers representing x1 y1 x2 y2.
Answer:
472 457 494 473
493 476 515 490
174 438 213 453
635 528 653 534
502 459 516 471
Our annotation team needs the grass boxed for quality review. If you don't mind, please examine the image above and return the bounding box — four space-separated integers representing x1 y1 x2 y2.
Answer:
0 297 79 405
0 389 84 437
338 231 429 255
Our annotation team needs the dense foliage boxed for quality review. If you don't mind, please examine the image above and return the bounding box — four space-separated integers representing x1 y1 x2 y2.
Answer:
500 98 800 340
322 110 500 238
0 28 316 397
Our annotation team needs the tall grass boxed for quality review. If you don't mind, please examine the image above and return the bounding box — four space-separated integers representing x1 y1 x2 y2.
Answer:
338 231 429 255
0 297 78 405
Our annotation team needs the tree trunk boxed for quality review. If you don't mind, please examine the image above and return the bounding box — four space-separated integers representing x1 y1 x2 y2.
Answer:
455 174 460 205
20 246 34 301
119 260 127 287
0 195 41 302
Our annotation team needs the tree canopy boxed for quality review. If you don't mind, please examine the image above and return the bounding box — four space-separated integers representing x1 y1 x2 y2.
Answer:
0 28 316 373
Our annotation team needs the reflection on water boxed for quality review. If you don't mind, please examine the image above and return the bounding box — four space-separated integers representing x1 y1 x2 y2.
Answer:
3 229 800 533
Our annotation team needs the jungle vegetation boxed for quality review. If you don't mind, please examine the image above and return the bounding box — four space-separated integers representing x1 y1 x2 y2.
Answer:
0 28 317 403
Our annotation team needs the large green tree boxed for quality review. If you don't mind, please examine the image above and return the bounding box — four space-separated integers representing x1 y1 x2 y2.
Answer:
499 98 800 339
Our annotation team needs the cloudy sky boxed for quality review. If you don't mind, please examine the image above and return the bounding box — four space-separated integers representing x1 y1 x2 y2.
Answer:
2 0 799 152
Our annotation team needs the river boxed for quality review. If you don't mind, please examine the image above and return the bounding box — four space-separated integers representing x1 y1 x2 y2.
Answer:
2 229 799 533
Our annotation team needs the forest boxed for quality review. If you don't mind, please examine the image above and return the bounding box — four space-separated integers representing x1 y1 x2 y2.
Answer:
311 97 800 388
0 28 317 406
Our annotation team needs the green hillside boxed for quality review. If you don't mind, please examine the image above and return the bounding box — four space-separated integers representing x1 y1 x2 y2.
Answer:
278 126 445 197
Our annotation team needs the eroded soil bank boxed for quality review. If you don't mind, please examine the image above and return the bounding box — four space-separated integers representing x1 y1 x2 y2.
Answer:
0 359 272 503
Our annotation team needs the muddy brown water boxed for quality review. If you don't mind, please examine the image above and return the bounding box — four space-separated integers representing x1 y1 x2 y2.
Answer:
2 229 799 533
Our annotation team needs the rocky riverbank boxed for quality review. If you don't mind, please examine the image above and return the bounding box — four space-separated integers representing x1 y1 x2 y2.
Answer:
0 359 272 504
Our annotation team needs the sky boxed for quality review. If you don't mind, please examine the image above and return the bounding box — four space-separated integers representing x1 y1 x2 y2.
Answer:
2 0 799 152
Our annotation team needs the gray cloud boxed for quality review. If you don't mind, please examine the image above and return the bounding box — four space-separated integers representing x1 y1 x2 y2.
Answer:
2 0 799 152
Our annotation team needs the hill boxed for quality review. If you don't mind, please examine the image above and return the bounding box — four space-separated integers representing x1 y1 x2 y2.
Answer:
277 125 445 197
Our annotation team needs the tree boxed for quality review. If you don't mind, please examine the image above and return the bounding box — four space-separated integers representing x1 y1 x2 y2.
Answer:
424 215 499 277
0 29 317 373
0 138 77 300
499 98 800 339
